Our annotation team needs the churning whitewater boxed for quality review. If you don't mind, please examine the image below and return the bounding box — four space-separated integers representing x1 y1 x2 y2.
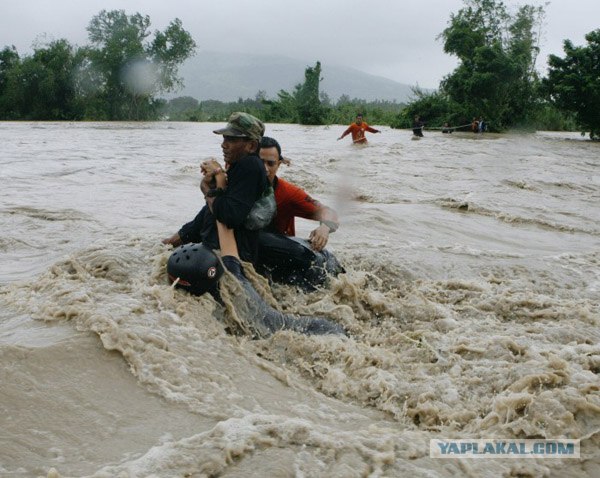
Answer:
0 122 598 477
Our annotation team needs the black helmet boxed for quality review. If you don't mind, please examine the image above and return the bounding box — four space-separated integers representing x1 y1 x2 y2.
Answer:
167 243 223 296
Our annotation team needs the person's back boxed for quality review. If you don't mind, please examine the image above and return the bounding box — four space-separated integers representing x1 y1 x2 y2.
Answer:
166 230 346 338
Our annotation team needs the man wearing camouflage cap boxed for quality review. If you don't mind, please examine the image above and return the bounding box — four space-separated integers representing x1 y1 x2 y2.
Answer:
212 112 265 142
162 112 268 264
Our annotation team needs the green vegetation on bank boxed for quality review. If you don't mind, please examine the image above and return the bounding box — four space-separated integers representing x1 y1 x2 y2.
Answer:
160 79 405 126
389 0 596 137
543 29 600 140
0 2 598 138
0 10 195 120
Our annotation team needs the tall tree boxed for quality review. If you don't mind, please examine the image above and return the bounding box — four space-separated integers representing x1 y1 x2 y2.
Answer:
543 29 600 139
294 61 327 125
262 89 297 123
438 0 545 130
261 62 328 124
390 88 457 129
0 40 83 120
84 10 196 120
0 46 21 119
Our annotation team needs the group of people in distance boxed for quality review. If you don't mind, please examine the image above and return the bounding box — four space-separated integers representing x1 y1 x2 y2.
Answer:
412 115 488 137
163 112 346 337
337 112 490 141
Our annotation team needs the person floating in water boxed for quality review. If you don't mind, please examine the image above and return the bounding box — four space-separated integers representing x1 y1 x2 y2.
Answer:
412 115 425 137
166 227 346 338
338 114 381 144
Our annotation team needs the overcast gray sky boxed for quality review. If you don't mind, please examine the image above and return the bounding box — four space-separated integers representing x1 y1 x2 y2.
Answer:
1 0 598 89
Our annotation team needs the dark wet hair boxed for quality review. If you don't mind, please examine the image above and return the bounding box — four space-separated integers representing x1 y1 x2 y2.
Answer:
260 136 283 161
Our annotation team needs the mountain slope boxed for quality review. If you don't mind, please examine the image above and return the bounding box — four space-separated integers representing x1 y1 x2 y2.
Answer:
173 51 414 103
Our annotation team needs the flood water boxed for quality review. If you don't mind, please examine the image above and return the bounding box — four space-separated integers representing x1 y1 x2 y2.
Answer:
1 121 599 477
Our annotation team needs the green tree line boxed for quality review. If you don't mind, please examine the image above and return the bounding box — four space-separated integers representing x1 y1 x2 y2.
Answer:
1 3 598 138
161 87 405 126
0 10 195 120
155 0 600 138
160 61 405 126
389 0 598 138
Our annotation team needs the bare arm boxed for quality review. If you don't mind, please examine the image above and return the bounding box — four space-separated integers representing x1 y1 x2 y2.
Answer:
317 206 339 225
338 125 353 140
308 206 339 252
217 221 239 259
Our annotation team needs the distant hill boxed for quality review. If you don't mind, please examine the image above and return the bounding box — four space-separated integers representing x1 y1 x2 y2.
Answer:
171 51 415 103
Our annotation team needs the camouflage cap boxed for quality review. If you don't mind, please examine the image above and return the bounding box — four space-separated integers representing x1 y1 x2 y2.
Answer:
213 112 265 141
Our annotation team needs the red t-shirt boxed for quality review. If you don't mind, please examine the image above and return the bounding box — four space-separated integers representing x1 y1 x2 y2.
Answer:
272 177 323 236
341 122 379 143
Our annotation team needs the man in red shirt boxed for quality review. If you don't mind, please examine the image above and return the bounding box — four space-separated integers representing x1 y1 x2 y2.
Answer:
258 137 344 290
337 113 381 144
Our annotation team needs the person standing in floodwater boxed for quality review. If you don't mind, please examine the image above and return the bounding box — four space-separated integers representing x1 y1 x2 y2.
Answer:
478 117 487 133
412 115 425 137
338 114 381 144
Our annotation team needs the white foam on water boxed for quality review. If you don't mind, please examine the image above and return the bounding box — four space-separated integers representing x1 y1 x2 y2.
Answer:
1 123 598 477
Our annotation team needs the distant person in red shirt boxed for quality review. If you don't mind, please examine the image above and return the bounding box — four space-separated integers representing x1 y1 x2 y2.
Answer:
337 113 381 144
257 136 344 290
